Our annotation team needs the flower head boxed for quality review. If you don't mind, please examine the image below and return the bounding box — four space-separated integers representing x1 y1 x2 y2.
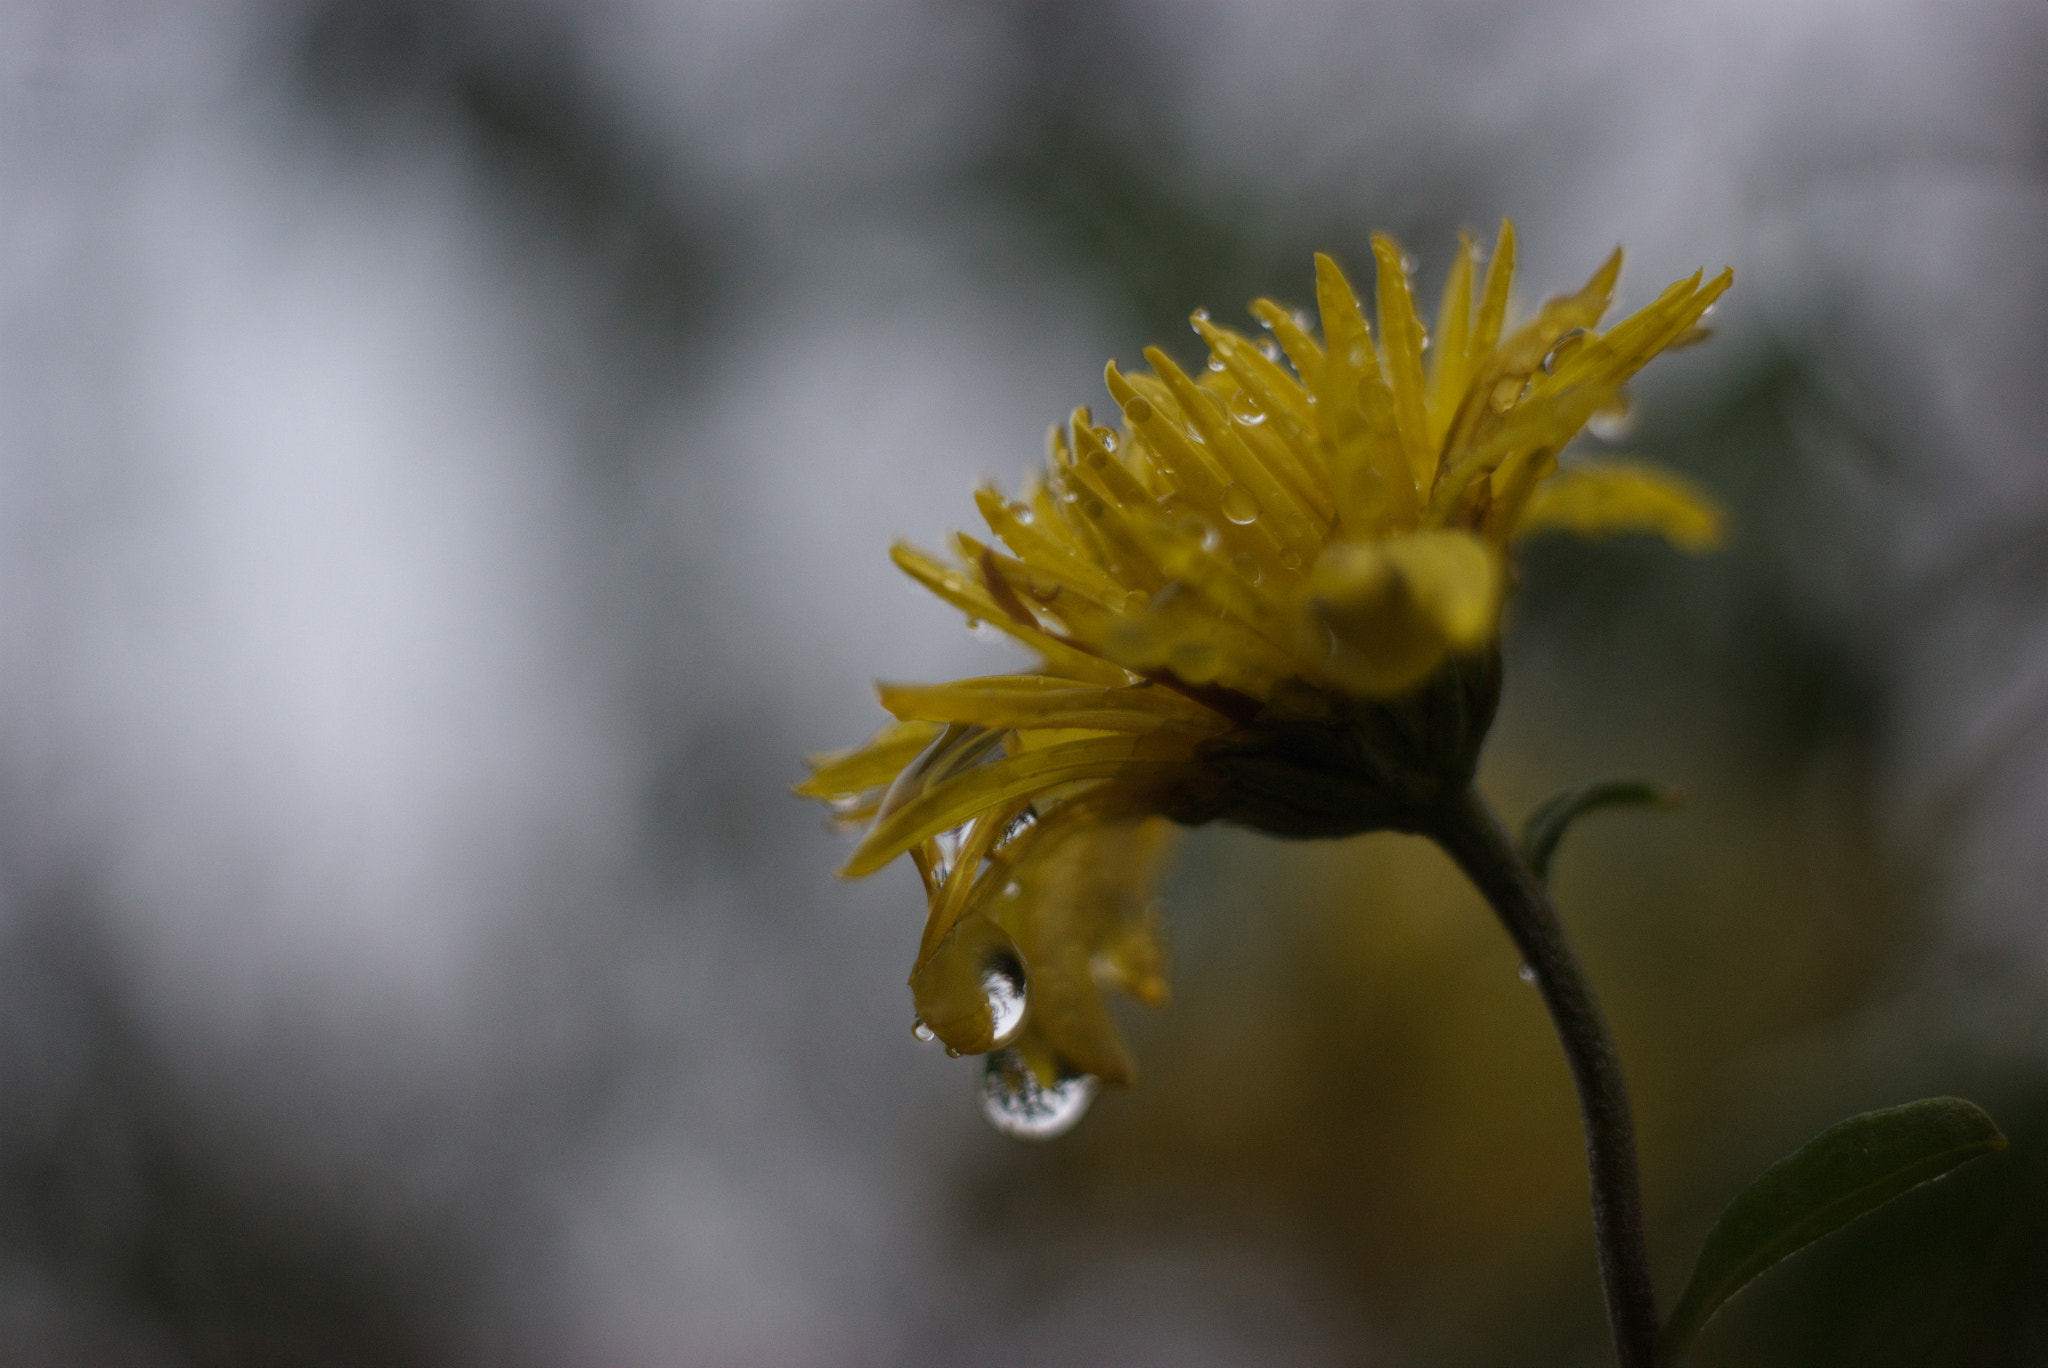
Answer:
799 223 1728 1132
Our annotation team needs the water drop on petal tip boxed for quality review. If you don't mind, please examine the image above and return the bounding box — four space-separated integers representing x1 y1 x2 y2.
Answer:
945 1045 963 1059
912 1019 936 1043
1191 307 1211 324
979 1048 1099 1140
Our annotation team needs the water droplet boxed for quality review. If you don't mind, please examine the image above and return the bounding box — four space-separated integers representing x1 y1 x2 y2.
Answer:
1418 331 1431 352
1517 963 1537 984
912 1019 936 1043
1205 355 1226 373
1082 497 1107 520
946 1045 963 1059
1191 307 1211 324
964 616 981 630
1279 549 1304 571
1399 252 1418 274
1219 484 1262 524
1003 880 1022 900
1008 502 1035 525
980 1048 1098 1140
1587 404 1634 442
1123 397 1154 424
996 806 1038 850
1228 391 1267 426
927 821 972 887
979 958 1028 1049
941 570 967 592
1257 339 1281 362
1100 432 1118 453
1229 553 1261 584
1540 329 1588 375
1292 309 1313 333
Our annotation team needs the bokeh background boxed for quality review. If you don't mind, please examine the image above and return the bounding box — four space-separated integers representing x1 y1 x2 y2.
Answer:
0 4 2043 1365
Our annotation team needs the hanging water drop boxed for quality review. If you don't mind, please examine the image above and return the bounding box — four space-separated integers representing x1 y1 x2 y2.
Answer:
1008 502 1035 525
946 1045 963 1059
1257 338 1281 362
980 1048 1099 1140
1517 963 1538 984
1587 402 1634 442
1190 307 1211 325
1219 483 1262 525
1205 354 1226 373
912 1018 936 1043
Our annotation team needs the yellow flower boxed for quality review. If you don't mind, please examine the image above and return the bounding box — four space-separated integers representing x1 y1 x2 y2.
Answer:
798 223 1728 1135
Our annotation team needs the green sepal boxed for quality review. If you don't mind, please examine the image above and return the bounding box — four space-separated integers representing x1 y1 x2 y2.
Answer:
1657 1096 2007 1365
1516 775 1680 885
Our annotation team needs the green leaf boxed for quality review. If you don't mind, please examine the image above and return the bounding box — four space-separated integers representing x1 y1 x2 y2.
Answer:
1517 775 1680 885
1657 1097 2007 1365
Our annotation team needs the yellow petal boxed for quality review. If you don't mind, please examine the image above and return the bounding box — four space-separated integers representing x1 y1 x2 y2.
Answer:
1514 460 1724 551
1425 231 1477 453
1371 234 1434 490
1303 530 1502 695
908 911 1026 1056
876 678 1229 734
890 541 1131 688
840 735 1184 878
794 718 943 799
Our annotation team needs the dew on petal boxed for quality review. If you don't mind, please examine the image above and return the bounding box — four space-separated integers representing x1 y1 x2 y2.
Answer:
912 1019 937 1043
980 1048 1099 1140
1219 484 1263 525
1257 338 1281 362
1228 390 1267 426
1517 963 1538 984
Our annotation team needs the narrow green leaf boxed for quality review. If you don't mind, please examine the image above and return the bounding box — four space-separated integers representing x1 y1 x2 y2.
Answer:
1517 775 1680 885
1658 1097 2007 1365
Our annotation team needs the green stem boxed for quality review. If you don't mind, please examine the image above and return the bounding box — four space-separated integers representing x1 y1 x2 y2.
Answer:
1427 784 1659 1368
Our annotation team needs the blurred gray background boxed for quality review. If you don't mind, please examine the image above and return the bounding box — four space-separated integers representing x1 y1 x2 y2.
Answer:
0 4 2042 1365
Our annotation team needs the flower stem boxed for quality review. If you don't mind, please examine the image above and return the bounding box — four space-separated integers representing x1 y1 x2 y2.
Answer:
1427 784 1658 1368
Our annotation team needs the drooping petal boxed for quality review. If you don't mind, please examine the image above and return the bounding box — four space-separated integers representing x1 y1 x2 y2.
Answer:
795 718 944 800
840 734 1184 877
985 813 1178 1085
1303 530 1503 695
1514 461 1724 550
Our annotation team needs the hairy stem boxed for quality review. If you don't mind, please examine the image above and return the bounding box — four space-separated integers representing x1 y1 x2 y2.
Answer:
1427 784 1658 1368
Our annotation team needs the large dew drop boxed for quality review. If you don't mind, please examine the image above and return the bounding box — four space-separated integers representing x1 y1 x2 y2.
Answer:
979 958 1028 1049
979 1048 1098 1140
